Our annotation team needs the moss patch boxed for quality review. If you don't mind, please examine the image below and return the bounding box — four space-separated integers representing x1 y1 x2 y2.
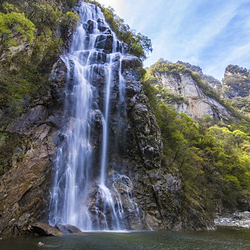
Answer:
0 131 25 175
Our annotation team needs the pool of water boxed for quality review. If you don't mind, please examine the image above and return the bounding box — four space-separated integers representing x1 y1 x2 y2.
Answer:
1 227 250 250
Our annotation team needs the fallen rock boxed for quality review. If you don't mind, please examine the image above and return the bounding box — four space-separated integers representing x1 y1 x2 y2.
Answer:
31 222 63 236
55 224 82 234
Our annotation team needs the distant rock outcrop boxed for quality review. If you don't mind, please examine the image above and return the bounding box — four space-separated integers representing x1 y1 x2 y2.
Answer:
177 61 222 92
222 65 250 115
147 60 232 121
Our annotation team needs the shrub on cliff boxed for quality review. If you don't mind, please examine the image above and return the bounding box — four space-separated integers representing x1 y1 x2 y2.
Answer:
85 0 152 60
0 1 78 123
0 11 35 47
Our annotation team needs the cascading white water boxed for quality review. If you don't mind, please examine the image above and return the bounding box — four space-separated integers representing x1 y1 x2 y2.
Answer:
49 1 142 231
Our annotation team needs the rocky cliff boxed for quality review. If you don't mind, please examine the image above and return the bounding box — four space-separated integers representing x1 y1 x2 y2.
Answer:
0 0 216 237
222 65 250 115
147 61 250 120
0 0 77 236
177 61 222 92
101 57 213 231
144 60 250 221
146 60 232 121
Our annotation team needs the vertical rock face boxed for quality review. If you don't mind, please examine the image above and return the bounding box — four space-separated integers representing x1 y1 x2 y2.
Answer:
0 2 214 237
222 65 250 114
0 0 74 237
177 61 222 92
0 59 67 237
149 61 231 121
100 56 213 231
223 65 250 99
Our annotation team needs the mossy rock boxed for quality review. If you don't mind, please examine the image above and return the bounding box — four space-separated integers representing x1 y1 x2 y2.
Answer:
0 131 26 175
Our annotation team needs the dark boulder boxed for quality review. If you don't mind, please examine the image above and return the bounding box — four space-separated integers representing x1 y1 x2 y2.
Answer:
31 222 63 236
55 224 82 234
97 18 108 32
94 34 113 53
122 56 142 72
87 20 94 33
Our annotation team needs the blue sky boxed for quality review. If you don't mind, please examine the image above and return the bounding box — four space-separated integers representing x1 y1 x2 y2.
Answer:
97 0 250 80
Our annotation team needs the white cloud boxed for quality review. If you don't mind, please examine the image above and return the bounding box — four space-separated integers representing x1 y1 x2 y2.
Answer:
96 0 250 79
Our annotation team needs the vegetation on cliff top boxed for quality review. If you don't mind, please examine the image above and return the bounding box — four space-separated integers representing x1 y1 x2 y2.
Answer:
85 0 152 60
0 11 35 46
222 65 250 118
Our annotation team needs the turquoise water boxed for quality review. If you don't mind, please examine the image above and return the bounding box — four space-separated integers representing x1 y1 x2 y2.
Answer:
1 227 250 250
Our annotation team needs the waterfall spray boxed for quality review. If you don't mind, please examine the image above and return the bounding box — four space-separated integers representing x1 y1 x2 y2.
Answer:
49 1 142 231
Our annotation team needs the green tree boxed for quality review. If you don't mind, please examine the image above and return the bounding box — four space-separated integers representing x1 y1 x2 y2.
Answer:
0 11 35 47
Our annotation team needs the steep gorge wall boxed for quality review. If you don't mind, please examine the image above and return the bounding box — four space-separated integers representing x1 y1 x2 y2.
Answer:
0 0 76 236
0 1 215 237
103 57 213 231
156 71 230 120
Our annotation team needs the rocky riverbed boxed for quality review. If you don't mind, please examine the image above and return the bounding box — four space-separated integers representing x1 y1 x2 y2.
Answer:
215 212 250 228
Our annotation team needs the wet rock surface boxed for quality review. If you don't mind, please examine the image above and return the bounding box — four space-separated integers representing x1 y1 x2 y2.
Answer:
55 224 82 234
130 94 163 170
94 34 113 53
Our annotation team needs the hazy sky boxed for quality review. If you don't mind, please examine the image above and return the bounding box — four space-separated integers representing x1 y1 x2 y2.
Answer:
97 0 250 80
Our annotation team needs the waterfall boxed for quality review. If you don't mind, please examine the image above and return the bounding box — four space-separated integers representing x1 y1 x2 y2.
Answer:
49 1 142 231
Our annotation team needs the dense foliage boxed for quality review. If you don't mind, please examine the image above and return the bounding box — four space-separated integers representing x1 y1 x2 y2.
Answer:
0 1 78 118
85 0 152 60
0 0 78 174
0 11 35 46
143 68 250 214
231 98 250 116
